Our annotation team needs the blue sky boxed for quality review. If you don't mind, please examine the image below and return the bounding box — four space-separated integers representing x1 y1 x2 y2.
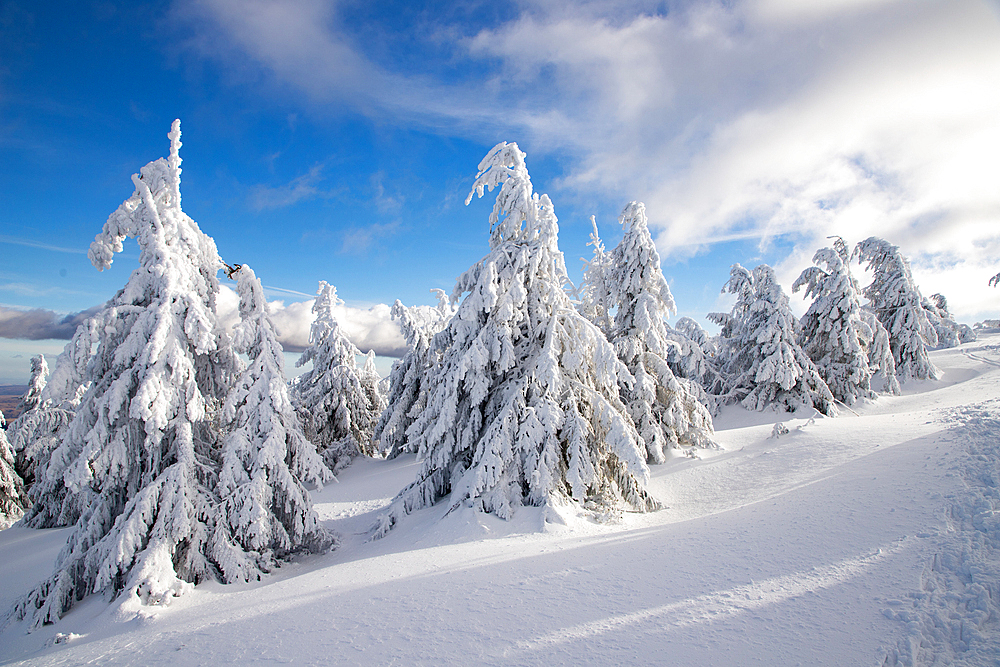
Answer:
2 0 999 384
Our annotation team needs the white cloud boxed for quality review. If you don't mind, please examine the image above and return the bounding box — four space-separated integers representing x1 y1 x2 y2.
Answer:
176 0 1000 321
217 284 406 356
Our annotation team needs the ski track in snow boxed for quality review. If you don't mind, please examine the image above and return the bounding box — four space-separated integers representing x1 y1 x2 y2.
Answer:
2 337 1000 665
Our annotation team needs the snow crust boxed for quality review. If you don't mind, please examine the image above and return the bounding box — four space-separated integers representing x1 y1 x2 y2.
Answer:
4 336 1000 665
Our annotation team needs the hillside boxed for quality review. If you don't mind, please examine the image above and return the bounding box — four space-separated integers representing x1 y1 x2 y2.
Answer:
2 338 999 665
0 387 26 422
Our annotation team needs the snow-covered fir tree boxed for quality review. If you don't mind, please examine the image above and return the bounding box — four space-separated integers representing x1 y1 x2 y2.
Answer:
7 354 75 489
42 316 100 411
599 201 715 461
792 240 876 405
853 237 939 381
12 318 99 518
293 281 386 471
373 291 455 459
0 410 28 529
709 264 835 415
921 293 975 348
16 355 48 414
374 142 657 536
578 216 615 334
860 309 901 395
213 264 333 582
15 120 242 628
664 317 726 405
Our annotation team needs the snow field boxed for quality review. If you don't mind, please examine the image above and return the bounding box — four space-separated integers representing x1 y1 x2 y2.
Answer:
2 336 998 665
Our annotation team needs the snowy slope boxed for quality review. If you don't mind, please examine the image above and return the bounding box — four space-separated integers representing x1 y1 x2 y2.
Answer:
3 336 1000 666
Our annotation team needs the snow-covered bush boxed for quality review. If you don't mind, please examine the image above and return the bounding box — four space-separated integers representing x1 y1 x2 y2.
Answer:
15 120 243 628
0 410 28 529
374 142 657 536
373 291 455 459
293 281 386 471
213 265 333 582
793 240 876 405
709 264 835 415
601 202 715 460
853 237 939 381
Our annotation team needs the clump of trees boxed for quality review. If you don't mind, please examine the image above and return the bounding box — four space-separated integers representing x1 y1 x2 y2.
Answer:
3 122 976 632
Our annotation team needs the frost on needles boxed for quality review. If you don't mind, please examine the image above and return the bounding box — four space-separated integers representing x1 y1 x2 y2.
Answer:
13 121 332 630
373 142 658 537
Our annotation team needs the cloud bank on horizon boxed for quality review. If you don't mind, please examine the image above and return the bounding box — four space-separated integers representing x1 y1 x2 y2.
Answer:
176 0 1000 319
0 286 407 360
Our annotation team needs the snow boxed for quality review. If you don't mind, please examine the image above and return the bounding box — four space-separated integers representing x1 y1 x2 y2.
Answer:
3 336 1000 664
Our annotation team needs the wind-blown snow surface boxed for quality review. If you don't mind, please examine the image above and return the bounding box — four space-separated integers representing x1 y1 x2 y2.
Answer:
4 336 1000 665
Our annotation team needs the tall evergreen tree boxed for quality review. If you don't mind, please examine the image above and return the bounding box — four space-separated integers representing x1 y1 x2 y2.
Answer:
212 265 333 582
293 281 386 471
374 142 656 536
373 292 454 459
853 237 939 381
709 264 835 415
15 120 242 628
602 202 715 461
793 239 876 405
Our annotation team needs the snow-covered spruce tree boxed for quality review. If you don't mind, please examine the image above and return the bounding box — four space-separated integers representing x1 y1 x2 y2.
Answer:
16 355 48 415
0 410 28 529
293 281 386 471
860 309 901 394
709 264 835 415
922 293 976 347
43 315 100 411
853 237 939 381
213 265 333 582
601 202 715 461
15 317 101 523
15 120 242 628
7 354 75 489
664 317 727 401
373 291 455 459
578 216 615 335
792 240 876 406
373 142 657 536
